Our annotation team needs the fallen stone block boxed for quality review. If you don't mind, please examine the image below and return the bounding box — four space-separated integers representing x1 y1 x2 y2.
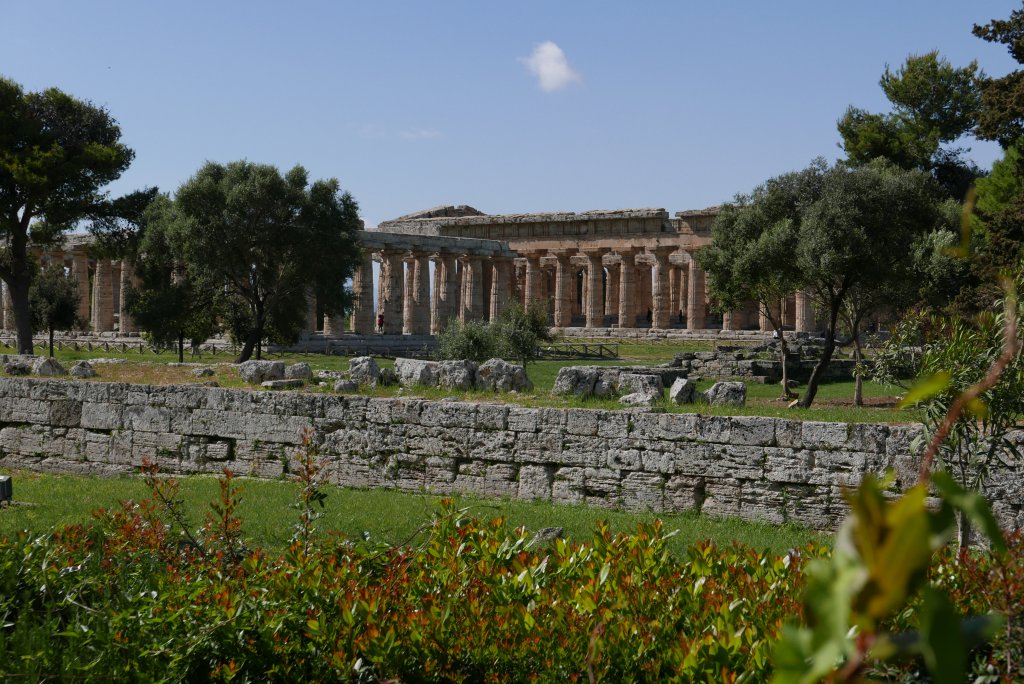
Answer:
261 379 305 390
668 377 696 404
238 360 284 384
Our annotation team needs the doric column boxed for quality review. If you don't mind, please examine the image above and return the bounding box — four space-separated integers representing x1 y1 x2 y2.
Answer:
380 250 404 334
686 259 706 330
669 266 679 322
583 250 607 328
639 264 652 323
617 250 636 328
119 259 137 333
412 253 431 334
430 254 443 334
402 254 416 335
524 254 542 310
553 252 573 328
759 298 783 331
432 253 458 333
459 256 485 322
795 290 815 333
678 263 688 320
490 257 512 322
722 312 735 330
350 251 374 334
72 254 90 329
605 259 619 318
91 259 115 332
651 248 672 330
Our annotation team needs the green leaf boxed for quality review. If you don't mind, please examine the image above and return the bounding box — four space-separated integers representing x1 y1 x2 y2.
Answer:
898 371 951 408
931 471 1006 552
917 589 966 684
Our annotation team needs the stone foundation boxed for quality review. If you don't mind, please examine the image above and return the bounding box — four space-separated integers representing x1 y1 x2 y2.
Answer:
0 378 1019 531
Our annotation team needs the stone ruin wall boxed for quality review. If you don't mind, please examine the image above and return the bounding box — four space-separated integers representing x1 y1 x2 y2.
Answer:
0 377 1020 532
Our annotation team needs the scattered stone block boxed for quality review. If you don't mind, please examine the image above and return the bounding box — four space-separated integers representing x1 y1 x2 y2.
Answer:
192 367 214 378
284 362 313 381
668 377 696 404
476 358 532 392
378 367 398 386
238 360 284 384
620 392 658 406
703 381 747 406
32 357 66 376
395 358 437 386
4 361 31 376
437 360 478 390
618 373 663 398
70 361 97 378
552 366 601 397
333 379 359 392
349 356 380 386
261 379 305 390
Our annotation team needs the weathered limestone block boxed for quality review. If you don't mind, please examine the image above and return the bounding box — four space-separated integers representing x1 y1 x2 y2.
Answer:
475 404 508 430
703 381 746 406
622 471 666 511
262 379 306 390
191 367 214 378
475 358 532 392
802 421 850 450
669 377 696 404
284 362 313 381
564 409 602 436
237 360 284 384
22 356 61 377
333 379 359 392
4 361 31 376
728 416 776 447
619 392 657 406
70 361 97 378
349 356 380 386
517 464 554 500
395 358 437 386
437 360 477 390
618 373 663 397
808 449 870 487
764 447 815 484
47 399 82 428
551 366 605 398
378 367 398 386
665 475 705 511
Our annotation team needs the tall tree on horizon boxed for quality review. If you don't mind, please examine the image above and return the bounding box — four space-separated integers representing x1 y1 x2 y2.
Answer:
0 77 142 353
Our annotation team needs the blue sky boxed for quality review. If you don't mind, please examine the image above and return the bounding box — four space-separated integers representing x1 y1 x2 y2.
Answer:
2 1 1020 228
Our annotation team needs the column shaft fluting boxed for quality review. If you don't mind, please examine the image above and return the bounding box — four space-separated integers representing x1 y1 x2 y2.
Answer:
584 253 605 328
553 254 572 328
381 251 404 334
350 252 375 334
651 250 671 329
686 260 706 330
91 259 115 332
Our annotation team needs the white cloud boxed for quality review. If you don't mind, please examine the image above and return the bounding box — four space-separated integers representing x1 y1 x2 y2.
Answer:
398 128 441 140
519 41 581 92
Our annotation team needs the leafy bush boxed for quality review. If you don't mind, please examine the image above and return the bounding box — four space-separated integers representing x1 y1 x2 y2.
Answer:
0 467 815 681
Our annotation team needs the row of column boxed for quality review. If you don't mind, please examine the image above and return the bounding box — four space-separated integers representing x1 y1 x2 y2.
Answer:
520 248 710 330
0 254 138 334
340 250 518 336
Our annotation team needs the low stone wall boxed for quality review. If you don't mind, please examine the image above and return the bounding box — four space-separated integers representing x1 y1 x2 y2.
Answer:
0 378 1020 531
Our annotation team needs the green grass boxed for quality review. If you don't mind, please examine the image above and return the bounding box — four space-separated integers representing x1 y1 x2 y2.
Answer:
0 470 827 557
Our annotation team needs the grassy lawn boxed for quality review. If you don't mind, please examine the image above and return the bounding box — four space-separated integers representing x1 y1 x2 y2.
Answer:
0 470 827 557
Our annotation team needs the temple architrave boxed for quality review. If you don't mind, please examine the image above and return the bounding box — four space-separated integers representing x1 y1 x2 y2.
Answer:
0 205 819 338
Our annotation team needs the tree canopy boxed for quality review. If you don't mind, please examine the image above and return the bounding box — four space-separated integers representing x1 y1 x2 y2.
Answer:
28 263 78 357
124 195 219 363
170 161 362 362
0 77 137 352
837 52 982 200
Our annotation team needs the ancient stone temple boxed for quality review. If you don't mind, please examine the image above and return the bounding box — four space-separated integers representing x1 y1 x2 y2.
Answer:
0 206 820 338
370 205 819 335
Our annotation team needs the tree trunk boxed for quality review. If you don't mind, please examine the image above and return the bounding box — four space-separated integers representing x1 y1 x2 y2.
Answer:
798 298 841 408
777 329 796 400
10 280 33 355
48 327 54 358
956 509 972 551
853 328 864 407
236 330 260 363
178 332 185 364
